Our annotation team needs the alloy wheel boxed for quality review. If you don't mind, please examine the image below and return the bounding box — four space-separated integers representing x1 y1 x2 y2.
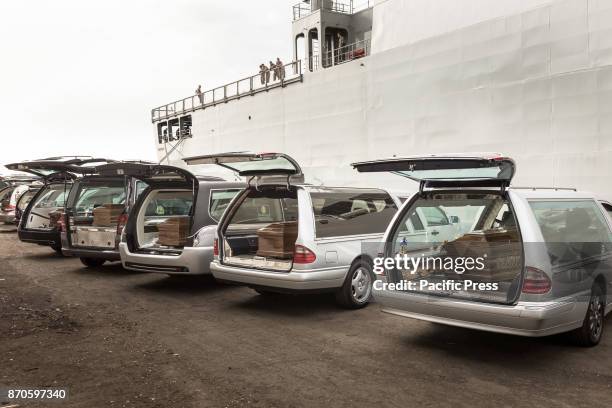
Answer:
351 267 372 303
588 293 604 342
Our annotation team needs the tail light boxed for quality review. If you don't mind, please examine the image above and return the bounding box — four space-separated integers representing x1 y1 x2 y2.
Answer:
56 219 64 233
522 266 552 294
213 238 219 257
116 213 129 236
293 245 316 264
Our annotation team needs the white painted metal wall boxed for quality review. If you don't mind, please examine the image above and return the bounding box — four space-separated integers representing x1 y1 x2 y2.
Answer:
371 0 554 53
157 0 612 200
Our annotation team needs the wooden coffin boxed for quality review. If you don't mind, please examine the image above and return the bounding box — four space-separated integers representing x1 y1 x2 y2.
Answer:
92 204 125 227
442 228 522 282
157 216 191 247
256 221 298 259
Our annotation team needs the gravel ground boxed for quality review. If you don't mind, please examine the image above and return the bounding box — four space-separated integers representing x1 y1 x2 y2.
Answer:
1 231 611 408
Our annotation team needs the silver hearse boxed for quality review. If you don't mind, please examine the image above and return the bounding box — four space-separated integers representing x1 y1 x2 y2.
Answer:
97 162 244 275
183 153 402 308
7 158 110 253
353 154 612 346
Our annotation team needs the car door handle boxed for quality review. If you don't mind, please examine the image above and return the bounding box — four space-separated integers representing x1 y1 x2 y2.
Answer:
431 230 440 236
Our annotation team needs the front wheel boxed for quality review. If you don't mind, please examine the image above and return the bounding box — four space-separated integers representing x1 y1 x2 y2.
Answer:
80 258 106 268
335 260 374 309
570 284 605 347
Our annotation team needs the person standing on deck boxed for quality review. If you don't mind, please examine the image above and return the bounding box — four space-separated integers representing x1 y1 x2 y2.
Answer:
264 64 270 84
259 64 266 85
276 58 285 81
195 85 203 104
270 61 278 81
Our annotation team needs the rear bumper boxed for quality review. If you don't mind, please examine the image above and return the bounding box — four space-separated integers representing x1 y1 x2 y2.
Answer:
18 229 61 247
210 261 347 290
62 247 121 261
0 213 15 224
61 232 120 261
119 242 213 275
374 289 589 337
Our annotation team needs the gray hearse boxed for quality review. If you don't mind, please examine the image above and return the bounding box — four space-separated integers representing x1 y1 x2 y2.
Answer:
6 158 108 252
59 161 150 266
0 175 41 226
353 153 612 346
183 153 401 308
96 162 244 275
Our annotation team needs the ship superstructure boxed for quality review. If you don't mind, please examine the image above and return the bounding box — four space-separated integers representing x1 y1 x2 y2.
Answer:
151 0 612 198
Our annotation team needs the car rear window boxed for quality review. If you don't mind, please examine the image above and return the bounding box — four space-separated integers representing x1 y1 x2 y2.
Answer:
311 190 397 238
529 200 612 265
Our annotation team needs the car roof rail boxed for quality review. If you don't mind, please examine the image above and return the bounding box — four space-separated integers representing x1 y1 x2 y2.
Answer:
510 186 577 192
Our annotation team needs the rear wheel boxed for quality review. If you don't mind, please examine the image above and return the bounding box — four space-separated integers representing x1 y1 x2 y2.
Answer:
570 283 605 347
80 258 106 268
335 259 374 309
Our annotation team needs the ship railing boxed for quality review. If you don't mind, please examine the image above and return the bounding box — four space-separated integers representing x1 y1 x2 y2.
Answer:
306 38 370 71
293 3 311 20
292 0 372 21
151 60 303 122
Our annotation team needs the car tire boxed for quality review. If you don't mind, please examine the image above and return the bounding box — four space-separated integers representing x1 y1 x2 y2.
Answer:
335 259 374 309
80 258 106 268
51 244 63 254
570 283 606 347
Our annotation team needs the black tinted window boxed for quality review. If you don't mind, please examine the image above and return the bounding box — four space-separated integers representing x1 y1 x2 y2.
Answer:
311 190 397 238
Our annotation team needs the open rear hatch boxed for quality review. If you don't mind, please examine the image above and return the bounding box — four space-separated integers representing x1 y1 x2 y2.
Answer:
7 158 115 232
353 154 523 304
353 153 515 191
6 157 113 180
96 162 200 254
184 153 302 271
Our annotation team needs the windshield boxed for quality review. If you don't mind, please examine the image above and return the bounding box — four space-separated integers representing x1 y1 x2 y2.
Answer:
75 182 126 215
33 184 70 210
231 195 298 225
209 189 241 221
144 191 193 217
17 190 38 211
387 193 523 304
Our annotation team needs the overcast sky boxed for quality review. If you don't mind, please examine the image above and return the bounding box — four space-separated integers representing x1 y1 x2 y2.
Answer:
0 0 292 170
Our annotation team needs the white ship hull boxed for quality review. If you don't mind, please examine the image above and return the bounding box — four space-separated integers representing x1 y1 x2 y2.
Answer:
155 0 612 200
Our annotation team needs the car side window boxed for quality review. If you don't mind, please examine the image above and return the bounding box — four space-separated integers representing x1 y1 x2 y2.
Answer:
530 200 612 265
311 190 398 238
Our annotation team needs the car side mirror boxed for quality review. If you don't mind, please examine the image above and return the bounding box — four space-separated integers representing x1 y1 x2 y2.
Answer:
449 215 460 224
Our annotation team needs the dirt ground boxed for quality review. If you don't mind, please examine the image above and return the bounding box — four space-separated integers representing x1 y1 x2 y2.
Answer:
1 231 612 408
